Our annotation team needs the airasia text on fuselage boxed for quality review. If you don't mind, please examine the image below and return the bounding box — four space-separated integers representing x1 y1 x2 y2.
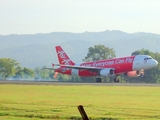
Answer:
81 57 133 67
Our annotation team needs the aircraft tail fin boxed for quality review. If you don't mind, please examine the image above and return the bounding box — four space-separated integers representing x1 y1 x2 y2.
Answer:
55 46 75 65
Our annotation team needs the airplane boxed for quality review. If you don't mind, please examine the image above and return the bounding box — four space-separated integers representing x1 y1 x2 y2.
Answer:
51 46 158 82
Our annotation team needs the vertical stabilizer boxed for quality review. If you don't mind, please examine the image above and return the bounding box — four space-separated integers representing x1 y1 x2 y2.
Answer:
55 46 75 65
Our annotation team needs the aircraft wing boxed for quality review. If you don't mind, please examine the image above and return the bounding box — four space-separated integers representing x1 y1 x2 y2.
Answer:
52 64 115 71
43 67 57 70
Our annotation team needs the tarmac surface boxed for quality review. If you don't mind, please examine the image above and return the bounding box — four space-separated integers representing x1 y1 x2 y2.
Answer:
0 80 160 86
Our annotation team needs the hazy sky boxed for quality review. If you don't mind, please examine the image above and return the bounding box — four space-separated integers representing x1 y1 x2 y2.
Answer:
0 0 160 35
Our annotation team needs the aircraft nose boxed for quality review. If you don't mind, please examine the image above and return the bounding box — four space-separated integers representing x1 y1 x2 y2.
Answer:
155 60 158 66
152 59 158 67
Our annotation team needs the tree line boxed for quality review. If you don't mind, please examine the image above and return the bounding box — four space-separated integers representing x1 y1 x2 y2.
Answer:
0 45 160 83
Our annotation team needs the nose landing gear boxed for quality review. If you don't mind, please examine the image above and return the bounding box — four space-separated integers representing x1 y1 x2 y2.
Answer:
141 70 145 78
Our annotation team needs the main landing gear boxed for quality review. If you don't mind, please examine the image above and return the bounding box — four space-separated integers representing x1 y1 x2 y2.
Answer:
96 76 119 83
96 77 102 82
114 75 120 83
96 75 120 83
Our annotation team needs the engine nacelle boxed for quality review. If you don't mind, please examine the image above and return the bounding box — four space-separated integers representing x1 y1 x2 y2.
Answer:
99 68 114 77
126 71 140 77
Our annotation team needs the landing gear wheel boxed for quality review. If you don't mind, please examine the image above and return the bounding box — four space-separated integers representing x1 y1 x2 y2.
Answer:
96 78 102 82
141 75 145 78
114 78 119 83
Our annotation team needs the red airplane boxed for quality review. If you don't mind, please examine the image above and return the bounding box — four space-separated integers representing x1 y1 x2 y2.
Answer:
52 46 158 82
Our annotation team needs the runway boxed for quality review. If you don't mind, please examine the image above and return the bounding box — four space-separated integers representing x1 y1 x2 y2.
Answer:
0 80 160 86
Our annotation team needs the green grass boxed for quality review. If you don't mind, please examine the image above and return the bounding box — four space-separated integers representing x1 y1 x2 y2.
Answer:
0 84 160 120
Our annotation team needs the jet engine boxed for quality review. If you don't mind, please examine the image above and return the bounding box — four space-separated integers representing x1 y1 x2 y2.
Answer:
99 68 114 77
126 71 141 77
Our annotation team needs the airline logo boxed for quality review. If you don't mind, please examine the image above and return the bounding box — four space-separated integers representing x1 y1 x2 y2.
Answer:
57 51 66 58
57 50 72 65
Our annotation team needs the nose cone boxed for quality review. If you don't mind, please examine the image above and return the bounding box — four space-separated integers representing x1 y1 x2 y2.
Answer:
152 59 158 67
155 60 158 66
146 59 158 69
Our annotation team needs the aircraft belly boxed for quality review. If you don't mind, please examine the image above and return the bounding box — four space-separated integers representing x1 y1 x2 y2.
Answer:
79 70 97 77
71 69 79 76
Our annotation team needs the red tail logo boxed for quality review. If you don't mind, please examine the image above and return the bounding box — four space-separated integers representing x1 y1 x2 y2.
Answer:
55 46 75 65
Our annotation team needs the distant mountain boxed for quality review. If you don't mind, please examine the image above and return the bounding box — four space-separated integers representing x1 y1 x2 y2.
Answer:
0 30 160 68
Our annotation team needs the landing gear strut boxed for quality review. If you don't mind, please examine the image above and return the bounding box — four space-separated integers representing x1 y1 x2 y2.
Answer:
114 75 119 83
96 77 102 82
141 69 145 78
141 74 145 78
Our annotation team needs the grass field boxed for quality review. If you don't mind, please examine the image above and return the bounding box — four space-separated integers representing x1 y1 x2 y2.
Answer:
0 84 160 120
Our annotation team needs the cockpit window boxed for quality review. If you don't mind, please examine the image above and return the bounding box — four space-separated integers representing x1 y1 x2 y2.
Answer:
144 57 152 60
